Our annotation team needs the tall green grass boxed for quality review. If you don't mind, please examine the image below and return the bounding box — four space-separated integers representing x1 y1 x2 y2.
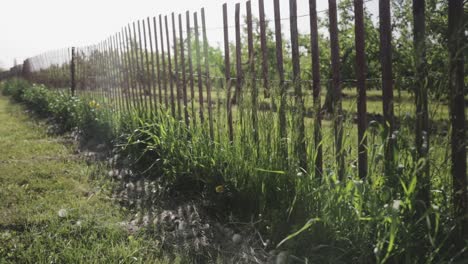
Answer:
1 78 465 262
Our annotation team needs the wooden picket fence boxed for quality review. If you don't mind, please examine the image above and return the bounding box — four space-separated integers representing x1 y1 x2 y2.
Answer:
1 0 466 225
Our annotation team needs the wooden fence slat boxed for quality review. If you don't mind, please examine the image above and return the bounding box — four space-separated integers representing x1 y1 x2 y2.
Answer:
148 17 158 109
172 13 182 120
201 8 213 139
328 0 344 179
247 1 259 145
132 23 143 110
274 0 286 160
354 0 368 179
379 0 394 178
109 36 119 110
106 40 113 104
309 0 322 178
448 0 467 244
138 20 149 113
114 32 127 111
126 26 137 110
120 30 131 110
98 42 105 102
103 41 110 103
194 12 205 124
290 0 307 170
186 11 196 127
258 0 270 98
159 15 169 109
413 0 430 206
108 36 118 110
152 17 162 107
143 19 154 112
105 39 113 106
114 34 125 112
223 3 233 143
179 14 190 127
234 3 242 106
165 15 176 117
71 47 76 96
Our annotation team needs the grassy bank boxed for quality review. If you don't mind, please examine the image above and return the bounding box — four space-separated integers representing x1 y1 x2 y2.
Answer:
0 94 177 263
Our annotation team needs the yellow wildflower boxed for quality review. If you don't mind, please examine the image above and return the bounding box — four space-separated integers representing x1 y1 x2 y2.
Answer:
215 185 224 193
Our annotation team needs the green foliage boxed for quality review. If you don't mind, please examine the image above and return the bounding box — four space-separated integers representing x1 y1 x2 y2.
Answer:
75 98 115 144
48 92 80 131
1 78 30 101
21 84 54 117
1 80 115 145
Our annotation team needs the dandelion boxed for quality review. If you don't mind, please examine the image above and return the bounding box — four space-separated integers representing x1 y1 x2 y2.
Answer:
89 100 96 108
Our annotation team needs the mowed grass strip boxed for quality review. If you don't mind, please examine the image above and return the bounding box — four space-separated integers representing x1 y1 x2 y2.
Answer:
0 96 171 263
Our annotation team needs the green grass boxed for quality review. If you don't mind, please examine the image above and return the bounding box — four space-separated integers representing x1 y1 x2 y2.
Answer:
0 95 178 263
2 78 466 263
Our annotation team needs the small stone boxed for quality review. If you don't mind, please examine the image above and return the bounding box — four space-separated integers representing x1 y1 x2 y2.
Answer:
178 220 186 231
224 227 234 236
142 215 150 226
232 233 242 245
276 251 289 264
96 144 106 152
58 209 67 218
108 169 118 178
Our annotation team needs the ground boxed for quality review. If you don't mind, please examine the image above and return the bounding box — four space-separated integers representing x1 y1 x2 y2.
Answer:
0 95 172 263
0 95 269 264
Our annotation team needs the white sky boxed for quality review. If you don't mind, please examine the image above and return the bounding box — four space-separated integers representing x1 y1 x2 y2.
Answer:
0 0 378 69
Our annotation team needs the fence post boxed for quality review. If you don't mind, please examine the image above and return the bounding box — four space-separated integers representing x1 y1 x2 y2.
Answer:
448 0 467 245
22 59 32 83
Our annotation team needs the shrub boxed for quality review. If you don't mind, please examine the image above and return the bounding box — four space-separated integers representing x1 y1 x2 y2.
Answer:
48 92 80 132
21 84 53 117
1 78 30 101
76 99 115 145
